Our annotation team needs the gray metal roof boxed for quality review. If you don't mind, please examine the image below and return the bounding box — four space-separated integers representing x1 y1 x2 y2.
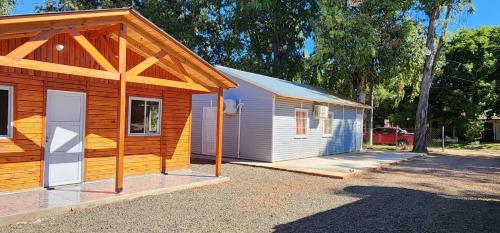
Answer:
216 65 370 109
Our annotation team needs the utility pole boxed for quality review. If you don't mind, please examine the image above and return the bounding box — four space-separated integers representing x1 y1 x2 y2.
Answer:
368 87 374 145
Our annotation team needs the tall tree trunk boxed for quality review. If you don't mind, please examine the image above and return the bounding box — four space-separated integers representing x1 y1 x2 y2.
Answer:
272 40 281 78
413 6 441 153
431 4 452 78
356 74 367 103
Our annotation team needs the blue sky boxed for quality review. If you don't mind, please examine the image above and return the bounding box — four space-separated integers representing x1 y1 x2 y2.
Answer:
11 0 500 53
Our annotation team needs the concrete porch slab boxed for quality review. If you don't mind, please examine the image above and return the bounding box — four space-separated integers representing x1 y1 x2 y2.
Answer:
0 170 229 226
194 151 423 179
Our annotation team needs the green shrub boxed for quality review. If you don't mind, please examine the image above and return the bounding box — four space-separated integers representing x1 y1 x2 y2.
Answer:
463 118 485 142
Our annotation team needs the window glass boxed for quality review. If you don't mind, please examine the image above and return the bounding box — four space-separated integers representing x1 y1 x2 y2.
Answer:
295 110 308 136
0 89 9 136
130 99 145 134
323 112 333 136
0 87 12 137
129 97 161 135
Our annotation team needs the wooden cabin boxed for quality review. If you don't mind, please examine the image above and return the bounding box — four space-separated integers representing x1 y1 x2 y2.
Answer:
0 9 236 192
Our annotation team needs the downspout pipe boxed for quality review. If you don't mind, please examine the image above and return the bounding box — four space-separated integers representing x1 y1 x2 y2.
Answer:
237 100 244 158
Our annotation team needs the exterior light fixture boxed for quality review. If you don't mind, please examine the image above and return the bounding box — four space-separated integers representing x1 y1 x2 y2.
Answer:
55 44 65 51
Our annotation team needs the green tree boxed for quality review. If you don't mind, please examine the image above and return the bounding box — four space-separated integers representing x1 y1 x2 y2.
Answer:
141 0 241 64
0 0 15 15
230 0 318 80
36 0 134 12
429 27 499 139
311 0 424 104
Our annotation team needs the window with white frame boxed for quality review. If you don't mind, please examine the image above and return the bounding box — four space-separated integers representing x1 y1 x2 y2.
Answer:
0 85 13 138
295 109 308 137
323 112 333 137
128 97 162 136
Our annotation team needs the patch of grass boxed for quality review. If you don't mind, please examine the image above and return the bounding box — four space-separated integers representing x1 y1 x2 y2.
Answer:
363 143 412 151
445 142 500 150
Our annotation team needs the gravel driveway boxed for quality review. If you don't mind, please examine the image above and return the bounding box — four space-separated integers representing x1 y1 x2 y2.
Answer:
2 150 499 233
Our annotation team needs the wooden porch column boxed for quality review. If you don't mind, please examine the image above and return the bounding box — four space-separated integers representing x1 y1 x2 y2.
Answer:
115 23 127 193
215 87 224 176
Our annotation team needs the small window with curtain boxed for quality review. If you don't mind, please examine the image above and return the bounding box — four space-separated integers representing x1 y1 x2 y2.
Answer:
128 97 162 136
295 109 308 138
0 85 13 139
323 112 333 137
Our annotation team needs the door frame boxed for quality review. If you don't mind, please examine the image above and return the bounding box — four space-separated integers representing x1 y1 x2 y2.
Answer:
44 89 86 187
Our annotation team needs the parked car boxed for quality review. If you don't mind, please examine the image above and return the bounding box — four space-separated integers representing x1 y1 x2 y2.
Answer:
363 127 414 146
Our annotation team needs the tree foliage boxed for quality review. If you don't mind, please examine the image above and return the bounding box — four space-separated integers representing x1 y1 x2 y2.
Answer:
230 0 318 80
140 0 241 64
429 26 499 138
36 0 133 12
310 0 424 103
0 0 15 15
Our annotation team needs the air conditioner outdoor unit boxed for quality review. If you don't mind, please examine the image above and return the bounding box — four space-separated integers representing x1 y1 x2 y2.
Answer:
224 99 238 115
314 105 329 119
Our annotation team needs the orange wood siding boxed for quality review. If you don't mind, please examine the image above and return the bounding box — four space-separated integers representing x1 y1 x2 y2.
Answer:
0 34 193 191
0 75 44 191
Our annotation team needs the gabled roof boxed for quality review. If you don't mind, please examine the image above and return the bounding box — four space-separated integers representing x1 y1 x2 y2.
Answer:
0 8 238 89
216 66 370 109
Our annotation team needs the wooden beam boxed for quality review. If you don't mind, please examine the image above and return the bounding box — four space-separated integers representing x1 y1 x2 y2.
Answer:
127 75 210 93
0 55 119 80
70 28 117 72
98 36 118 68
126 21 231 88
0 9 129 25
125 23 186 62
0 31 39 40
167 54 193 83
115 23 127 194
124 34 218 86
87 24 120 39
215 87 224 176
6 30 58 59
0 17 123 37
115 34 192 82
126 50 167 76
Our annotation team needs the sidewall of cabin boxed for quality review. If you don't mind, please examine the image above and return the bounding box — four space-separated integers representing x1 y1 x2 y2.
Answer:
272 96 364 162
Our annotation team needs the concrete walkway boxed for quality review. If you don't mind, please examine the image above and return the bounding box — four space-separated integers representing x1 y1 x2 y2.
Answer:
195 151 422 179
0 170 228 226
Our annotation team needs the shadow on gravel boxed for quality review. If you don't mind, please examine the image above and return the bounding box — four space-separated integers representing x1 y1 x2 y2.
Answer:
273 185 500 233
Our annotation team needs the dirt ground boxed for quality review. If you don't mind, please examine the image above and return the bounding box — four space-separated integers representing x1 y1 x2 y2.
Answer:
1 149 499 233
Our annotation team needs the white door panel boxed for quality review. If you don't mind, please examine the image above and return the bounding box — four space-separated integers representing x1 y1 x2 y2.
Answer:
202 107 216 156
45 90 85 187
47 94 83 122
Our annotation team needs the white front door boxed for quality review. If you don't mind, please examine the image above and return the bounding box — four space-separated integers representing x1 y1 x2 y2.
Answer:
202 107 216 156
45 90 85 187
